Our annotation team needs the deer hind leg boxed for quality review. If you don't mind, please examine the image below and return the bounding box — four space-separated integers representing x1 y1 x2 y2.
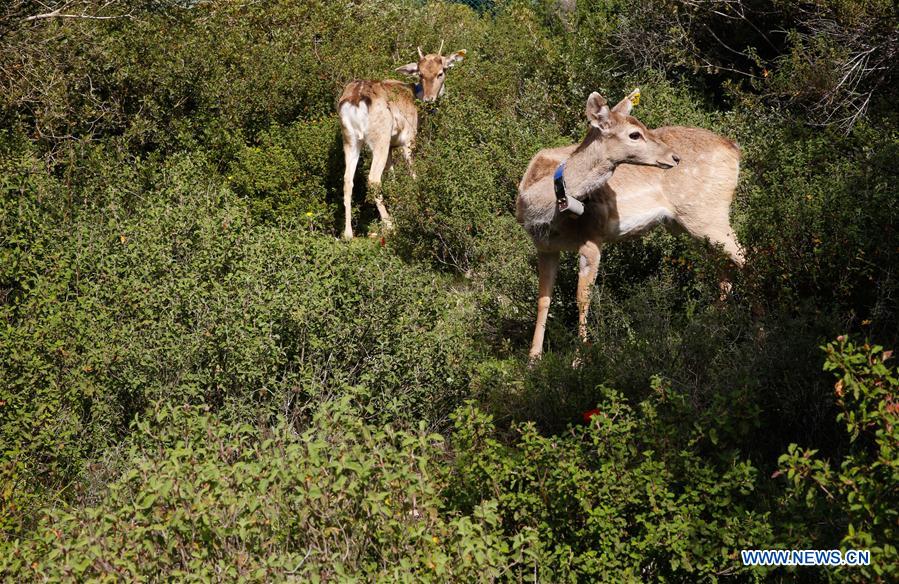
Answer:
341 137 362 241
708 228 744 300
707 227 745 268
685 218 745 300
366 138 393 231
529 251 560 363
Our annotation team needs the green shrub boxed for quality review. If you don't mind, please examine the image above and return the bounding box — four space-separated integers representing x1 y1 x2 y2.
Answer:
0 150 478 538
444 385 774 581
227 118 342 225
738 120 899 327
1 396 535 582
1 387 779 582
389 95 560 273
778 338 899 582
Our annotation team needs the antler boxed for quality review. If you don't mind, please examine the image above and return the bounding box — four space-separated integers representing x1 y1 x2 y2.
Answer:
437 39 444 56
417 46 424 59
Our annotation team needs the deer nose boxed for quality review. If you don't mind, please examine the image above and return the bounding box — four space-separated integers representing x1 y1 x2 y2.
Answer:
672 155 681 165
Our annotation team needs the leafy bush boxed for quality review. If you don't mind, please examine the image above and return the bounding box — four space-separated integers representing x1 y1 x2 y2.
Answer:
2 0 898 581
226 118 342 225
564 0 899 130
445 385 774 581
739 120 899 326
1 396 534 582
0 149 478 536
778 338 899 583
389 96 558 273
2 387 779 582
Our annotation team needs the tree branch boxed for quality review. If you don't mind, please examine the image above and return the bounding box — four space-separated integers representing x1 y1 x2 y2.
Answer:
24 8 129 21
24 1 129 22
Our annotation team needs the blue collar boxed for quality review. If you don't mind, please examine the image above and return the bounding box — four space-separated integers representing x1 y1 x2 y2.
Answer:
553 162 566 200
553 162 565 182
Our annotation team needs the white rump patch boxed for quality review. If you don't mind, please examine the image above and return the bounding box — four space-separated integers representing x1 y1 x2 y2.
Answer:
339 101 369 142
612 207 674 238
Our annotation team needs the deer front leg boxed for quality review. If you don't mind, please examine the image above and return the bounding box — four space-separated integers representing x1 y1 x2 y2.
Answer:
384 147 396 175
367 140 393 231
571 242 601 368
576 241 601 343
341 138 361 240
529 251 560 363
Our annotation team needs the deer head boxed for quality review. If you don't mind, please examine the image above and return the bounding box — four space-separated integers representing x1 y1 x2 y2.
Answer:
585 90 680 169
395 41 466 102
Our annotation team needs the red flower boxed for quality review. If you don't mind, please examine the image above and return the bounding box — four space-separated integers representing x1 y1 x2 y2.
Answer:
582 408 602 424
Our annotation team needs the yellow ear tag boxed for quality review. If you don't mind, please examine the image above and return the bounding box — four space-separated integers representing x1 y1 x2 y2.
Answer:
630 89 640 107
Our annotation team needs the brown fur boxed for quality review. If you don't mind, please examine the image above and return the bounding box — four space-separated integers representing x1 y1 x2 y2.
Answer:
521 155 559 191
338 79 416 109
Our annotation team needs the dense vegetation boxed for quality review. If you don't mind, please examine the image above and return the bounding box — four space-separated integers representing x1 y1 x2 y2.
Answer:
1 0 897 581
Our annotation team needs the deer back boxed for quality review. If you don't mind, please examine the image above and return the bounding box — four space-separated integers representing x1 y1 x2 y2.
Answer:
603 126 740 238
338 80 419 146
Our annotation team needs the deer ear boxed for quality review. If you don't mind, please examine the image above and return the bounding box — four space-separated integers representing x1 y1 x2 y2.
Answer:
395 62 419 76
444 49 466 68
585 92 610 129
612 88 640 115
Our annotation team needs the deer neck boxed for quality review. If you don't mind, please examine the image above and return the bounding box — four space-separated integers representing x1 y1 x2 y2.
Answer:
561 129 616 200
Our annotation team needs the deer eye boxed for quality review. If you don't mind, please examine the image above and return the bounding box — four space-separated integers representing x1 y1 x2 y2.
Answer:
438 71 445 77
629 132 642 140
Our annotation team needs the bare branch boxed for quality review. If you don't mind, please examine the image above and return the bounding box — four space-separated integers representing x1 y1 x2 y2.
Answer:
24 8 130 21
23 1 130 21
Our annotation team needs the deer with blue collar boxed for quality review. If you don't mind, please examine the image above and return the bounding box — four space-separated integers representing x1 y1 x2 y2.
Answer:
517 90 744 362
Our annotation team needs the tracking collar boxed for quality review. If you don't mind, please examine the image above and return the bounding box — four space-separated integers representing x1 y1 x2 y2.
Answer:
554 163 584 216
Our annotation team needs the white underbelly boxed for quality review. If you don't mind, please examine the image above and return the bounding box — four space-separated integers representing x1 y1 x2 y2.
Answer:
609 206 674 238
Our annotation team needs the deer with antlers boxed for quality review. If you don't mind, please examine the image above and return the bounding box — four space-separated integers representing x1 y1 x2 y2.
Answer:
337 42 466 240
517 90 744 361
